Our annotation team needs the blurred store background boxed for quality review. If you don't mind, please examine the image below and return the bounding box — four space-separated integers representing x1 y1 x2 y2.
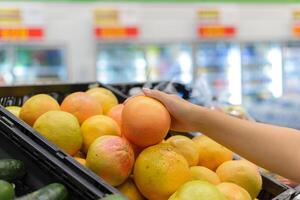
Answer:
1 0 300 129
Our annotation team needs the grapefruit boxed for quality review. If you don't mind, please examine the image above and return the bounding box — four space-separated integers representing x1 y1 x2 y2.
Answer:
61 92 102 124
5 106 21 117
216 160 262 199
20 94 60 126
117 178 145 200
107 104 124 128
134 143 191 200
170 180 227 200
86 87 118 114
217 182 252 200
33 110 82 155
190 166 220 185
81 115 120 153
166 135 199 166
193 135 233 170
122 96 171 147
86 136 134 186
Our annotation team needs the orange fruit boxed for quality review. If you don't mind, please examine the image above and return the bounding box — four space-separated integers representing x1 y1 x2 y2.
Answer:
216 160 262 199
190 166 220 185
166 135 199 166
117 178 145 200
86 87 118 114
86 136 134 186
81 115 120 153
134 143 191 200
217 182 252 200
20 94 60 126
122 96 171 147
33 111 82 155
193 135 233 171
107 104 124 128
74 157 86 166
61 92 102 124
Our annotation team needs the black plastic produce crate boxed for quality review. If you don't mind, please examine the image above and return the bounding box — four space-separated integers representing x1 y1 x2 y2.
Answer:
273 185 300 200
0 82 293 200
109 81 192 100
0 82 125 200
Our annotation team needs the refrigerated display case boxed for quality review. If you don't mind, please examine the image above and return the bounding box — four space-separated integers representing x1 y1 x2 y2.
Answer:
96 43 147 84
145 44 193 84
0 45 66 85
282 42 300 94
241 42 283 104
13 46 66 84
0 45 12 85
195 42 242 105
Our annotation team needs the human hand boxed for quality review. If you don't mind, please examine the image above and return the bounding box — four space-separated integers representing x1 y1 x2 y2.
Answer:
142 88 204 132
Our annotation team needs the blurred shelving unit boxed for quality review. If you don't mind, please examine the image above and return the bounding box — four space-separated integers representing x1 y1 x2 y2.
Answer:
96 43 147 84
241 42 283 105
282 41 300 94
0 45 66 85
195 42 242 105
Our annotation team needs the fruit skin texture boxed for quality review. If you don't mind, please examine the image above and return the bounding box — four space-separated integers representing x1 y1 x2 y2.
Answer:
134 143 191 200
107 104 124 128
217 182 252 200
169 180 227 200
81 115 121 153
122 96 171 147
117 178 145 200
61 92 102 124
166 135 199 166
86 87 118 114
33 111 83 156
193 135 233 171
190 166 220 185
86 136 134 186
216 160 262 199
5 106 21 117
20 94 60 126
0 180 14 200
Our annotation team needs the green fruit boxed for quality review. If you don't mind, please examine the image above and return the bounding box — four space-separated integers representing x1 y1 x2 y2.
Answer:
0 180 15 200
0 159 26 181
16 183 68 200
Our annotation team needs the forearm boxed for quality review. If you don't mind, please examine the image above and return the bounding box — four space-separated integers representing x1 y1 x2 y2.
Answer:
191 105 300 182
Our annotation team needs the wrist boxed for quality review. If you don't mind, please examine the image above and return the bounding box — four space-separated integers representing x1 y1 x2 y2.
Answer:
188 104 209 132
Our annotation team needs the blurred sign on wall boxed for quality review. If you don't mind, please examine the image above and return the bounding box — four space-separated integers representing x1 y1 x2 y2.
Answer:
292 10 300 37
196 8 237 38
0 6 45 41
93 7 139 39
0 8 21 26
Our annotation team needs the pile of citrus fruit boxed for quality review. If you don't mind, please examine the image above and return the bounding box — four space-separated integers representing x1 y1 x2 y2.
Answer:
6 87 262 200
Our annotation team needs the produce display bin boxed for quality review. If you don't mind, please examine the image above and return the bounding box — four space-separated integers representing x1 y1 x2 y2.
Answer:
272 185 300 200
0 82 293 200
0 82 125 200
109 81 192 100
